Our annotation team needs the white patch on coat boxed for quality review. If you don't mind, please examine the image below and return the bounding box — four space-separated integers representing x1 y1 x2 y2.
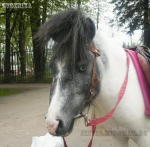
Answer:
46 59 66 121
91 31 150 146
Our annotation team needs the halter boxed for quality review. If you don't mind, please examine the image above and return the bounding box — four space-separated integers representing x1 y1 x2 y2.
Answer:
73 42 100 125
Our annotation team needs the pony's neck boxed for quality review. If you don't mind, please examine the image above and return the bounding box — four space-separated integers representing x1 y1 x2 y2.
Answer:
92 31 128 117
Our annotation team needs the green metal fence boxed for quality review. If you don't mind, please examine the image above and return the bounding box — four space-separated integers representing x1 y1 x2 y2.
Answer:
0 49 53 83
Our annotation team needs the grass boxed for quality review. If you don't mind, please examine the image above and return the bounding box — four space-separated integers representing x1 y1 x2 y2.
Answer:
0 88 20 97
0 74 53 83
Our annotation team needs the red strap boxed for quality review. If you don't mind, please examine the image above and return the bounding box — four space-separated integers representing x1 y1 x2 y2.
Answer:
63 52 130 147
63 137 67 147
87 52 130 147
87 52 130 126
87 125 96 147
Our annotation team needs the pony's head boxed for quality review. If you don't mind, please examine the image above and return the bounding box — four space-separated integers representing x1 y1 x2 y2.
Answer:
36 9 100 136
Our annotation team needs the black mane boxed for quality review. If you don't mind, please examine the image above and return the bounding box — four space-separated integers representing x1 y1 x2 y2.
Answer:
35 8 96 67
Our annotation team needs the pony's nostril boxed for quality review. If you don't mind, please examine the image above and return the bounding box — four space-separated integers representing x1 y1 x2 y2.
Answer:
45 118 59 135
56 119 63 133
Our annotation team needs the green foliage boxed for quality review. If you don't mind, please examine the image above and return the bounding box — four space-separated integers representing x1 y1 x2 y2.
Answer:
0 0 107 83
122 42 131 48
131 42 142 47
122 42 127 48
111 0 150 35
122 41 142 48
0 0 106 52
0 7 6 46
81 0 107 25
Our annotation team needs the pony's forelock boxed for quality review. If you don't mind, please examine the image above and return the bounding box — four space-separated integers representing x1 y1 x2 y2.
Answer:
35 8 96 68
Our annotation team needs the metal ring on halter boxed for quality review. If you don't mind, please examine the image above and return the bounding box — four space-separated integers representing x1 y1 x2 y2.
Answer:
84 114 89 127
90 89 95 96
73 104 90 120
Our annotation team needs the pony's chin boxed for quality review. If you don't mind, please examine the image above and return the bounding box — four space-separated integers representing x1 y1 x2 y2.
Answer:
63 132 70 137
63 119 74 137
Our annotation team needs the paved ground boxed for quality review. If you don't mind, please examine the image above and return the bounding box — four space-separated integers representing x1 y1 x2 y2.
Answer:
0 84 138 147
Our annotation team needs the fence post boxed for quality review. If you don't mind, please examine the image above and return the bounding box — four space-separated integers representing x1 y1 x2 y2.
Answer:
11 48 14 82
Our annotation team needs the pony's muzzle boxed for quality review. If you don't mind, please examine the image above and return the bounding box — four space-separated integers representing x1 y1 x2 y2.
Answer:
45 118 69 136
45 118 59 135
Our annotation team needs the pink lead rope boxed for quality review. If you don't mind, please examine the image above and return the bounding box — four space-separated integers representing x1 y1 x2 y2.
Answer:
63 52 130 147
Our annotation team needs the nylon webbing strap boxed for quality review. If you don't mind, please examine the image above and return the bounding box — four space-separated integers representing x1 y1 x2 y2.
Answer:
87 52 130 126
87 52 130 147
63 137 67 147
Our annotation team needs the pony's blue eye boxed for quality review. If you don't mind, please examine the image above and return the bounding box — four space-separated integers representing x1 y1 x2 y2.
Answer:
79 66 87 72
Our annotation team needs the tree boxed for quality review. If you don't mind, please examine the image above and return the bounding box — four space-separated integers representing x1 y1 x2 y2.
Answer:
122 42 127 48
81 0 108 30
4 7 17 81
0 0 103 83
29 0 69 81
146 27 150 48
96 0 100 30
111 0 150 44
4 7 11 77
18 10 28 77
77 0 81 9
29 1 43 80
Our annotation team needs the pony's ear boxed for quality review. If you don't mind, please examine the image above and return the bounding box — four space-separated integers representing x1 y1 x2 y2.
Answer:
86 18 95 41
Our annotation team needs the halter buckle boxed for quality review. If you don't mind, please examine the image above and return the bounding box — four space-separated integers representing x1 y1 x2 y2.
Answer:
73 113 84 119
84 114 89 127
90 89 95 96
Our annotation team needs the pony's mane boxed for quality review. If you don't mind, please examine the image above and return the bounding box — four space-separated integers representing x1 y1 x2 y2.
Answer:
35 8 95 67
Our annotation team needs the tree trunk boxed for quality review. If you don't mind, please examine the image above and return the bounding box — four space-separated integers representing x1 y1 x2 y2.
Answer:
19 11 26 77
0 44 1 65
97 1 100 30
4 7 11 80
51 1 54 15
144 0 149 45
4 8 17 82
30 1 45 81
130 34 132 46
69 0 72 8
77 0 81 10
146 27 150 48
42 0 48 24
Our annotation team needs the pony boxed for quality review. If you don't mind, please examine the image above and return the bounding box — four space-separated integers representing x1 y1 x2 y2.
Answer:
35 9 150 147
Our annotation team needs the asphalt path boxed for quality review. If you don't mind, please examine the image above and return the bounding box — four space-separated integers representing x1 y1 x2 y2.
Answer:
0 84 138 147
